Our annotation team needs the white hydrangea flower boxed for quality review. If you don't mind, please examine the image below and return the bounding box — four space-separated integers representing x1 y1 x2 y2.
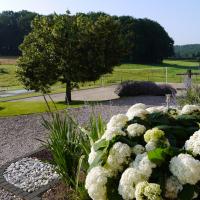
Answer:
101 127 126 141
145 141 157 152
105 142 132 175
132 145 145 155
127 123 146 138
85 166 110 200
185 130 200 156
106 114 128 130
146 107 161 113
169 153 200 185
88 146 97 165
193 192 198 199
118 168 145 200
180 104 200 115
165 176 183 199
126 108 149 121
126 104 147 121
135 181 162 200
156 106 169 113
130 153 156 179
144 128 165 143
146 106 175 114
128 103 147 111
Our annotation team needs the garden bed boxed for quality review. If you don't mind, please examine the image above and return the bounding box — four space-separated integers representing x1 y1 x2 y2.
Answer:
0 147 60 200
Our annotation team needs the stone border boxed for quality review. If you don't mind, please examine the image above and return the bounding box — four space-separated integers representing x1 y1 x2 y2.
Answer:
0 147 60 200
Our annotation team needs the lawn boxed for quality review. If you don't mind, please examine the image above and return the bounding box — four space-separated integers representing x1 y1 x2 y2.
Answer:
0 101 83 117
1 59 200 102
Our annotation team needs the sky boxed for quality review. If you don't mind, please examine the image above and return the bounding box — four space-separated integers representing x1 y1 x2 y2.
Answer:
0 0 199 45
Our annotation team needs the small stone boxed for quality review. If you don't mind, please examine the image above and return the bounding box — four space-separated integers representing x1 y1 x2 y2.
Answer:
3 157 59 192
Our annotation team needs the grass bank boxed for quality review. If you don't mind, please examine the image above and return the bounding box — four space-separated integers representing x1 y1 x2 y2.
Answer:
0 101 83 117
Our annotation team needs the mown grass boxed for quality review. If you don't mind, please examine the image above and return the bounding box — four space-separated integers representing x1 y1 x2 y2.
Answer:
0 101 83 117
1 59 200 101
1 58 200 117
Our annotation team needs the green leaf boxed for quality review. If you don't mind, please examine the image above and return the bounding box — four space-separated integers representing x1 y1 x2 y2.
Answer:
88 149 108 171
147 112 176 126
107 177 123 200
155 125 199 147
178 184 196 200
148 147 177 165
176 114 200 127
93 139 109 151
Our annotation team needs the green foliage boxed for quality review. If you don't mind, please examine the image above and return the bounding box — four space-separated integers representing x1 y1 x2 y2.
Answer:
107 178 123 200
88 114 106 145
17 12 122 101
0 10 37 56
178 85 200 106
147 112 176 126
118 16 174 63
147 147 178 166
89 135 138 170
174 44 200 59
85 104 200 199
42 112 90 190
178 184 196 200
0 10 174 65
155 125 199 147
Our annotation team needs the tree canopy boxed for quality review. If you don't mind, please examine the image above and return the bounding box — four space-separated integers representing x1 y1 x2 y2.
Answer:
118 16 174 63
0 10 174 63
0 10 37 55
17 13 122 102
174 44 200 59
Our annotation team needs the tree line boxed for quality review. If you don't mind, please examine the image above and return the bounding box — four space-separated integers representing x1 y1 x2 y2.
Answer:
0 10 174 63
16 11 174 102
174 44 200 59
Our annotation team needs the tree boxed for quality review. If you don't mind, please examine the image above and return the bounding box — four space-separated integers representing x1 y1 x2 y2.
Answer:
118 16 136 63
0 10 37 56
117 17 174 63
17 12 122 102
132 18 174 63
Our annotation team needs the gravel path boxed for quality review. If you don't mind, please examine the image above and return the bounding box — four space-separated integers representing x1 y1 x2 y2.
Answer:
11 83 183 102
13 85 119 102
0 96 167 167
0 94 168 199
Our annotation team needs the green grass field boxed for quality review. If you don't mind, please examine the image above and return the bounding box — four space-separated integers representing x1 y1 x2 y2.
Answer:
1 59 200 117
0 101 83 117
1 59 200 92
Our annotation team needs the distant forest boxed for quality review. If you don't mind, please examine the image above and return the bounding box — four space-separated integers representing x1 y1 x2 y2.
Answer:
174 44 200 59
0 10 174 63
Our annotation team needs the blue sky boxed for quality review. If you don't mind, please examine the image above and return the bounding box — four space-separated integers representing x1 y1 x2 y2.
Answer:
0 0 199 45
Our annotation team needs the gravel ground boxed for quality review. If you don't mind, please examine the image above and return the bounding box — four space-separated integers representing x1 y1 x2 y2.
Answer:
0 95 167 199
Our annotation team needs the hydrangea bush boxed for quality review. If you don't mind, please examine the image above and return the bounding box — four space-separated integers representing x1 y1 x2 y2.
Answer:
85 104 200 200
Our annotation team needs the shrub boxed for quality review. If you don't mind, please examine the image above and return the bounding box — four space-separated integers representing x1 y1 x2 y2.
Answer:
178 85 200 106
85 103 200 200
115 81 176 97
42 109 106 199
42 112 90 198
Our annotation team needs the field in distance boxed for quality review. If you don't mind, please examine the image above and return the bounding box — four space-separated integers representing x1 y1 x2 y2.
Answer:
0 58 200 92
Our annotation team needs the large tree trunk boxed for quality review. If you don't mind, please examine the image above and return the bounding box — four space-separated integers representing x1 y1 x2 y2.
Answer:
65 80 72 103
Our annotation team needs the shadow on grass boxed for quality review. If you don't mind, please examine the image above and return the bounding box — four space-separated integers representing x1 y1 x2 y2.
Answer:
0 106 5 111
0 68 8 74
